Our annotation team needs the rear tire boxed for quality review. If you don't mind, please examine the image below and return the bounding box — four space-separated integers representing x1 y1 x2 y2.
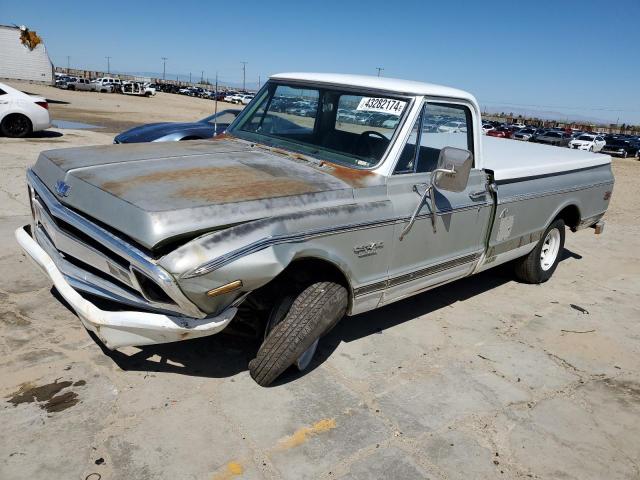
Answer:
1 114 32 138
248 281 348 387
514 219 565 284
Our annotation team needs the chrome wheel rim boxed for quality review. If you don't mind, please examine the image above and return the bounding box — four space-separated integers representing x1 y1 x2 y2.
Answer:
540 228 561 271
6 116 29 136
295 339 319 371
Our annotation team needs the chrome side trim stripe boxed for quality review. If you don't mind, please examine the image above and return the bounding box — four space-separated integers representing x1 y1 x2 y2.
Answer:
353 252 482 298
183 202 491 278
498 181 614 205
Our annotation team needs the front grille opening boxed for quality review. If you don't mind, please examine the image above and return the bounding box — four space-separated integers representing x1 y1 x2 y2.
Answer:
63 253 141 298
133 270 174 304
53 217 130 269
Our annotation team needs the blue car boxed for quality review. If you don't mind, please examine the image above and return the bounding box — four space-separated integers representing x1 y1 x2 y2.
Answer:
113 109 240 144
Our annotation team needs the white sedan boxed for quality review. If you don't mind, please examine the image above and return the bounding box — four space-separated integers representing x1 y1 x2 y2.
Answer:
240 94 254 105
438 120 467 133
568 134 606 152
0 82 51 138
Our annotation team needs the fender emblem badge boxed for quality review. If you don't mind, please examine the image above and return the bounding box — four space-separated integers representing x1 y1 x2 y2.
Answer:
55 180 71 197
354 241 384 258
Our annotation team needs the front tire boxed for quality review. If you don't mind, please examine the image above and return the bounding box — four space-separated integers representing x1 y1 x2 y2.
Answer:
1 114 33 138
248 281 348 387
514 219 565 284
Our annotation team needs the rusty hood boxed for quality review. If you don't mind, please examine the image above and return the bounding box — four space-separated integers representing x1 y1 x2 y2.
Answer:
31 139 373 249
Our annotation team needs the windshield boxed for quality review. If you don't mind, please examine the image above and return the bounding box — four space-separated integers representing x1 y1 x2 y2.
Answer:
577 135 594 141
228 82 410 168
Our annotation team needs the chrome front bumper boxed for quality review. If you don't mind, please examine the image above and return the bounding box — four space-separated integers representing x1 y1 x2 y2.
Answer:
16 226 236 349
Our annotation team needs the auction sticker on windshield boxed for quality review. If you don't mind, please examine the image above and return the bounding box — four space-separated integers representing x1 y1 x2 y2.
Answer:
356 97 406 116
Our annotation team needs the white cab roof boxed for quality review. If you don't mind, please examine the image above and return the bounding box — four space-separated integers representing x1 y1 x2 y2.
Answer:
271 72 477 103
482 136 611 181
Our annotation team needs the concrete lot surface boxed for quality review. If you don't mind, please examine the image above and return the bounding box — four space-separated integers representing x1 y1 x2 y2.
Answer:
1 87 639 480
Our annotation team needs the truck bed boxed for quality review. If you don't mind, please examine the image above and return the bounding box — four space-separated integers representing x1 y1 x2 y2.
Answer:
482 136 611 181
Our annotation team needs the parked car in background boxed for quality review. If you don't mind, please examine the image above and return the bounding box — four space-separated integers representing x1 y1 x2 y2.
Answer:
569 134 606 152
223 92 239 102
0 82 50 137
601 138 640 158
56 76 77 88
487 126 513 139
438 120 467 133
240 94 254 105
113 109 241 143
512 122 526 129
66 78 93 91
121 82 155 97
144 83 157 96
533 131 571 147
228 93 247 104
482 123 495 134
512 127 538 141
94 78 120 93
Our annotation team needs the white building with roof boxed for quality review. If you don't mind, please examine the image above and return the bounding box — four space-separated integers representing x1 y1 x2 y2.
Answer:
0 25 54 84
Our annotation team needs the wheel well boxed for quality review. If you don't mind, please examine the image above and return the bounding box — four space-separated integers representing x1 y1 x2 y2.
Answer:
240 257 352 327
179 136 202 141
555 204 581 231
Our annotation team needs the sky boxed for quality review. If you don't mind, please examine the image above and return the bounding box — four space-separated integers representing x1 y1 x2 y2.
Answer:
1 0 639 124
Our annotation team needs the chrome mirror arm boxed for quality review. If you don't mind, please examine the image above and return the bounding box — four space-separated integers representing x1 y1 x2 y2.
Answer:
399 166 457 240
400 183 431 241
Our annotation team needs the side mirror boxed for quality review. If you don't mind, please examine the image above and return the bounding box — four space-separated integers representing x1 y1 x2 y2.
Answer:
432 146 473 193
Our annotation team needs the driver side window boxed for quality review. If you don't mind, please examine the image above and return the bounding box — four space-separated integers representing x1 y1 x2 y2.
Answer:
394 102 474 174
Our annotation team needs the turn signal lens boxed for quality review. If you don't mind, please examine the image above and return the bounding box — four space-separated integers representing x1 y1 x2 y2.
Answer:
206 280 243 297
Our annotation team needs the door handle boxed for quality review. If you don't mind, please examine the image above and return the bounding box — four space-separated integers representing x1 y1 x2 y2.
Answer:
469 190 487 200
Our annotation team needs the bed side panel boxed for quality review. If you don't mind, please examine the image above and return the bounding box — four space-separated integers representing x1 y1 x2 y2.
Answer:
479 164 613 270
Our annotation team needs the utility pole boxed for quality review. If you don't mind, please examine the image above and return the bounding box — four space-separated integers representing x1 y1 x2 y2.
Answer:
258 75 261 89
189 72 192 84
201 70 204 84
241 61 248 91
105 56 111 74
66 56 70 73
161 57 167 80
214 72 219 134
376 67 384 77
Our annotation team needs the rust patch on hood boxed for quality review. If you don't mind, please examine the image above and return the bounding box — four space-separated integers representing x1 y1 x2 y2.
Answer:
320 161 379 188
100 164 321 203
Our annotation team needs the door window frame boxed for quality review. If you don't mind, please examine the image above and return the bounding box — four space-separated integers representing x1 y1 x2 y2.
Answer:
390 98 478 175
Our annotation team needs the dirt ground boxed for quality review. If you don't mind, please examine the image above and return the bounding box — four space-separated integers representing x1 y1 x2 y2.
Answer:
6 80 240 133
1 84 639 480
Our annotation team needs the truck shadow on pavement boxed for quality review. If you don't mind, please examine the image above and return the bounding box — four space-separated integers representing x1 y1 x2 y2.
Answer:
78 249 581 384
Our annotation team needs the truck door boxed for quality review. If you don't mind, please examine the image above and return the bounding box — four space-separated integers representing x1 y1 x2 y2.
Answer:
384 101 493 304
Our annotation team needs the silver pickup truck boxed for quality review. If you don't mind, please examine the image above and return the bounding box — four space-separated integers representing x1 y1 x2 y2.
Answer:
16 73 614 386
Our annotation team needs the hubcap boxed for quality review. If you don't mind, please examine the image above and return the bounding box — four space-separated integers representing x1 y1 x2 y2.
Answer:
540 228 561 271
7 116 29 136
266 296 319 372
